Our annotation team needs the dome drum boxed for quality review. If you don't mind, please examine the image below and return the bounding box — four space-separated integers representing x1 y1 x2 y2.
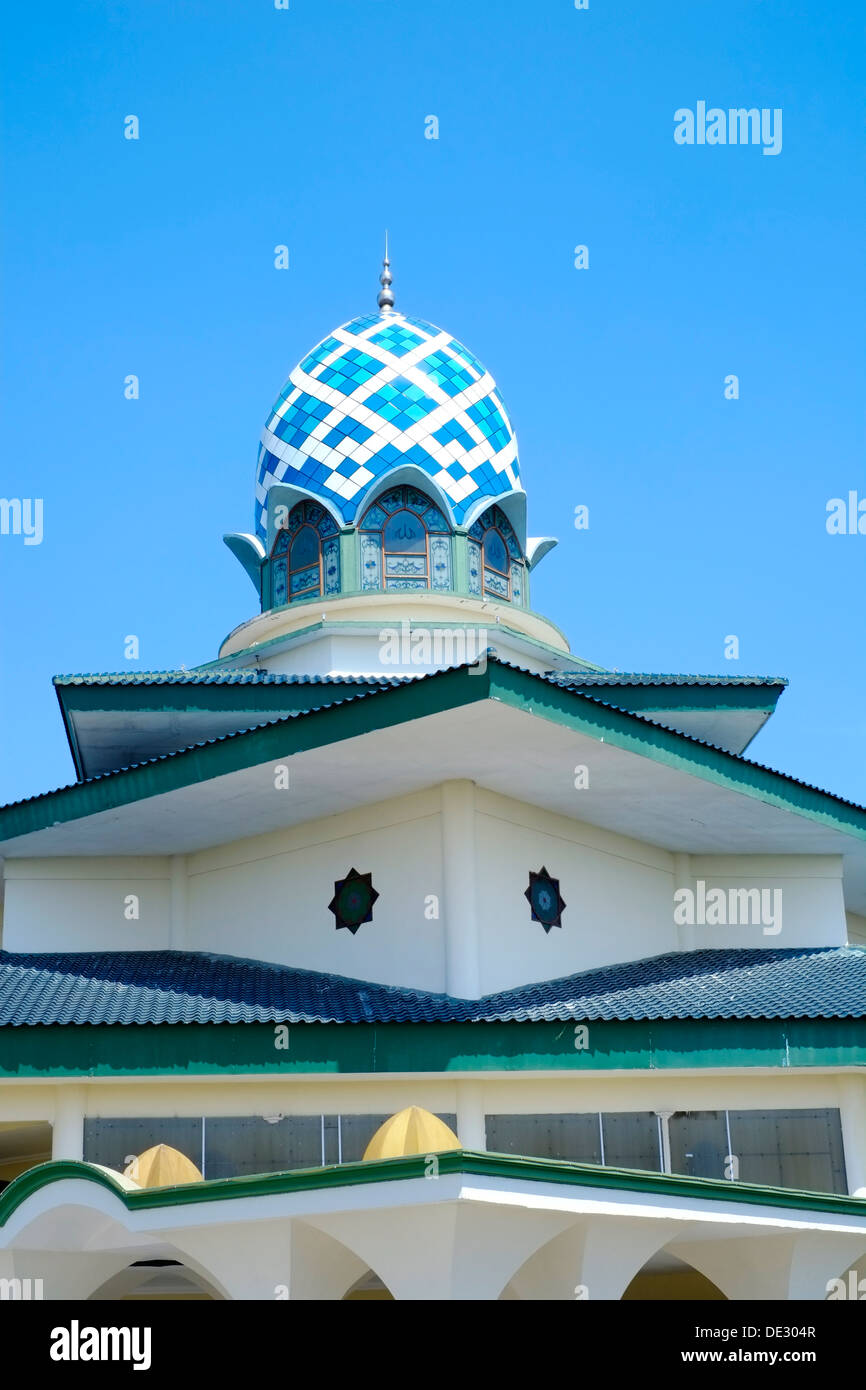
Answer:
256 489 532 614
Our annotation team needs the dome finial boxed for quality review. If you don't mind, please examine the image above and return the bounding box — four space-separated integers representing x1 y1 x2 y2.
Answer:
377 231 395 312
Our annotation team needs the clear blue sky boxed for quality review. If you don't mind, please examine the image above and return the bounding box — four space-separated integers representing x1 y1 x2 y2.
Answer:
1 0 864 805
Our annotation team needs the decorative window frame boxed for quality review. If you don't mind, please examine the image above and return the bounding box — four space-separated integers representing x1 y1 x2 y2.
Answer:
359 485 452 593
270 500 340 607
468 504 525 605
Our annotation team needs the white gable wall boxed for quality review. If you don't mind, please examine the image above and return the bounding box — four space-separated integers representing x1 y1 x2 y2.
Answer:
0 785 848 992
2 858 172 953
186 790 445 990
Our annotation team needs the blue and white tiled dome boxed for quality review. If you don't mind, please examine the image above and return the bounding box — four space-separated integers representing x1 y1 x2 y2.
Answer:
256 308 520 538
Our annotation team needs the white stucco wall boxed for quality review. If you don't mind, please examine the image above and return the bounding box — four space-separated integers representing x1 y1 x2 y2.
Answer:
688 854 846 951
474 792 677 991
2 859 171 953
186 791 445 990
0 787 849 987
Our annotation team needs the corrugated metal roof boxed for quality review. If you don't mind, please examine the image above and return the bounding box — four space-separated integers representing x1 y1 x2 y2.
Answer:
3 655 864 816
53 671 410 687
1 947 863 1026
53 668 785 690
555 673 788 688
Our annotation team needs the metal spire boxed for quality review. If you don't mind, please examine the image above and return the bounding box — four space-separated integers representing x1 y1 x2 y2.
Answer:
377 231 395 311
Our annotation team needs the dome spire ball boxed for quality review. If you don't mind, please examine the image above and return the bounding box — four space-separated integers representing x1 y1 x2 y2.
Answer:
377 231 395 312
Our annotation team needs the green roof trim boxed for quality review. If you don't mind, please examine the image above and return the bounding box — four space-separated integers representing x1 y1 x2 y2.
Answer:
567 682 783 715
2 660 865 844
0 1016 864 1077
2 1150 866 1228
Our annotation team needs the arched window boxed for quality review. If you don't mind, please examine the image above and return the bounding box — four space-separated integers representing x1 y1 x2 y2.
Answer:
270 501 340 607
360 486 452 592
468 505 525 605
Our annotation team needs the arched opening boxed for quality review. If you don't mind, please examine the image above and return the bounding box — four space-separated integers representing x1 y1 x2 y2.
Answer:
0 1121 52 1189
342 1269 395 1301
622 1252 727 1301
360 485 452 592
289 525 321 598
270 500 340 606
468 504 525 604
89 1259 225 1301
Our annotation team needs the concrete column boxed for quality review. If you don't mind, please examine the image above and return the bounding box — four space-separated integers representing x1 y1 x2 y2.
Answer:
577 1219 679 1301
787 1232 866 1300
52 1086 85 1161
169 855 188 950
674 851 695 951
452 531 469 594
339 528 358 595
172 1224 292 1301
313 1204 571 1301
655 1110 673 1174
838 1075 866 1195
672 1234 795 1300
511 1218 677 1301
441 780 480 999
456 1081 485 1149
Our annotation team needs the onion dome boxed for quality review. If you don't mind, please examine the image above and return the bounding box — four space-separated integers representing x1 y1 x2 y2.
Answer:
256 248 521 537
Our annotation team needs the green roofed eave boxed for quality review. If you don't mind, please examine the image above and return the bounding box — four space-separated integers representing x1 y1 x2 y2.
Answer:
53 672 394 718
2 659 865 846
0 1016 864 1077
568 682 785 715
486 661 866 839
3 1150 866 1228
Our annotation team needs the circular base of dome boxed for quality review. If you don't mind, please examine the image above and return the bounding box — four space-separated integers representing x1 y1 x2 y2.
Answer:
218 590 571 664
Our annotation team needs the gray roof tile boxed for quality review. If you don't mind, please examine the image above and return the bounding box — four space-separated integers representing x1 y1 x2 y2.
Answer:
0 947 864 1026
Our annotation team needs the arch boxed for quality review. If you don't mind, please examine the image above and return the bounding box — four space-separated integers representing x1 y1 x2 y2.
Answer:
463 488 527 550
355 466 459 530
622 1252 727 1301
467 504 525 605
290 1220 390 1301
502 1218 681 1301
88 1259 226 1301
342 1269 395 1301
270 499 340 607
359 485 452 593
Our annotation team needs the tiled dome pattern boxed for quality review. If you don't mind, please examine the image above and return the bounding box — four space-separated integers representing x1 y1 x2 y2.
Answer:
256 311 520 538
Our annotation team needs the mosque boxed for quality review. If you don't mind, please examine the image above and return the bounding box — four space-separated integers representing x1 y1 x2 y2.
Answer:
1 252 865 1301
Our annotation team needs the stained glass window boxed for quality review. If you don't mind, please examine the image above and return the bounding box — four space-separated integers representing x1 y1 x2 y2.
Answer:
269 500 340 606
359 485 452 592
468 504 525 604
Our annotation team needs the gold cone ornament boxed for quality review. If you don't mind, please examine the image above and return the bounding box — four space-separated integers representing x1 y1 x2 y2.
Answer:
362 1106 460 1161
123 1143 203 1188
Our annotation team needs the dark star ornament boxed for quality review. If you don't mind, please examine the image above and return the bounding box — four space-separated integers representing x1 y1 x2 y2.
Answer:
524 867 566 932
329 868 379 934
